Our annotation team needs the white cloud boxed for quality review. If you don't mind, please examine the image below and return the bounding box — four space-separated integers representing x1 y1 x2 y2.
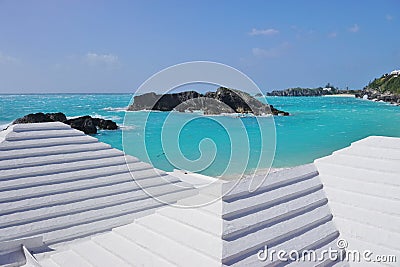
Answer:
85 52 119 65
252 42 290 58
0 52 18 64
328 32 337 38
348 24 360 33
386 14 393 21
249 28 279 36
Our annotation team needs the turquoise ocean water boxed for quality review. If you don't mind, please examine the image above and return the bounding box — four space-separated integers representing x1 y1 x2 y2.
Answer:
1 94 399 177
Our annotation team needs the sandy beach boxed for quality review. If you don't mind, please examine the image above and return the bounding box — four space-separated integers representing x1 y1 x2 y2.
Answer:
323 94 356 97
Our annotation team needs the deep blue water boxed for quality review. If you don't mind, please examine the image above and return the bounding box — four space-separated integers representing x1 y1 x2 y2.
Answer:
1 94 399 177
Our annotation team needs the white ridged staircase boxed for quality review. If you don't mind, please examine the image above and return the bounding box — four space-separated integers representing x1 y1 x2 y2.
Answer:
34 164 347 267
315 136 400 267
0 122 197 266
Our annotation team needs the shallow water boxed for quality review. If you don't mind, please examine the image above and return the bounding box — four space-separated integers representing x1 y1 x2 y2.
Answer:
1 94 399 177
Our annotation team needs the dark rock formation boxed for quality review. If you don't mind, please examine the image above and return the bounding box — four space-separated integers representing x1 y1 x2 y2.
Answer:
13 112 59 124
127 87 289 116
65 116 97 134
128 91 202 112
92 118 118 130
47 112 67 122
13 112 118 134
355 88 400 105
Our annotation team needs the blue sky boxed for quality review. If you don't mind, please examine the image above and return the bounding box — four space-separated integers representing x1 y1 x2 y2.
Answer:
0 0 399 93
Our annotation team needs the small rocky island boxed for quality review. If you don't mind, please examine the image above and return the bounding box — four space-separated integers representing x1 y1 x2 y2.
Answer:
13 112 118 134
128 87 289 116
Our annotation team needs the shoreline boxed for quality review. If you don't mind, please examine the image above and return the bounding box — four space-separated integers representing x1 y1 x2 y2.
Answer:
322 94 355 97
219 166 294 180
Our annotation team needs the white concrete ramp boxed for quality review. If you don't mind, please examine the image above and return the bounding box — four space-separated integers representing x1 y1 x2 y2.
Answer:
34 164 346 266
0 122 197 266
315 136 400 266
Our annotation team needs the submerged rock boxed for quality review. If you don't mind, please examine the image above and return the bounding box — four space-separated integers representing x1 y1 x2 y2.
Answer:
127 87 289 116
13 112 118 134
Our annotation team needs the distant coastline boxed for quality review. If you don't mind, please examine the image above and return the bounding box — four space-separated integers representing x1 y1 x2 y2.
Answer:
266 85 361 97
265 71 400 106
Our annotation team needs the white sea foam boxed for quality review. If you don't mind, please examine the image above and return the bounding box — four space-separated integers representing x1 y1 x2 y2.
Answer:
119 125 136 130
66 114 122 121
102 106 127 112
92 113 122 121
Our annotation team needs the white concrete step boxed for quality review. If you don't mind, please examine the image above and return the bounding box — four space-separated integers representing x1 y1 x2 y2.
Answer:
334 145 400 160
114 222 220 267
71 240 132 267
0 185 194 242
333 217 400 251
0 160 150 191
328 201 400 233
289 239 346 267
267 221 338 265
4 129 84 141
50 250 93 267
0 148 124 171
0 180 138 215
320 174 400 201
315 161 400 186
0 166 172 202
128 168 170 180
0 167 174 204
222 204 333 264
0 142 111 161
351 136 400 150
323 186 400 216
157 205 222 236
0 174 182 216
176 194 223 215
0 250 26 267
0 172 131 203
223 176 323 218
222 163 318 198
93 231 176 267
0 180 185 229
0 136 98 151
11 122 71 132
340 153 400 173
38 186 195 244
38 257 61 267
340 236 399 267
232 221 339 266
315 153 400 175
43 209 154 245
134 212 222 259
0 156 138 181
223 189 327 240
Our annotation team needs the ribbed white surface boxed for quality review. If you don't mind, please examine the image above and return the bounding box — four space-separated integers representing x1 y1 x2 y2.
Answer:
0 122 196 266
315 136 400 267
34 164 346 267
